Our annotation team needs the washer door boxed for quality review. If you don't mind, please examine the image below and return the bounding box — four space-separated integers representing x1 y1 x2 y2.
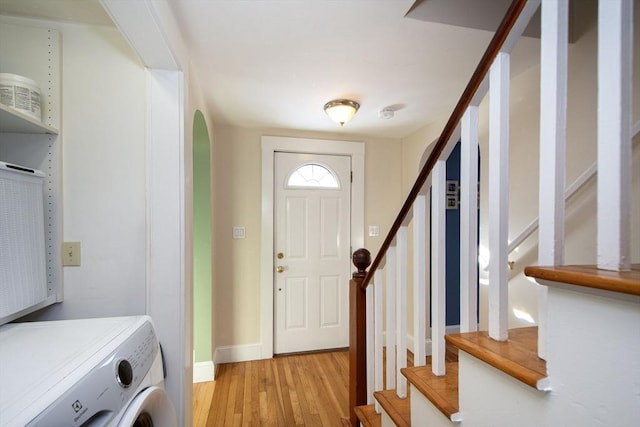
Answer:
118 386 177 427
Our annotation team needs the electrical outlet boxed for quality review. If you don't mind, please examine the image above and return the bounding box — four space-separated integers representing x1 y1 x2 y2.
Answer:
62 241 81 266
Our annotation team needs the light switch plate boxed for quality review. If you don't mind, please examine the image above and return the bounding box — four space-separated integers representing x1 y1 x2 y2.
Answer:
368 225 380 237
62 241 81 266
232 227 246 239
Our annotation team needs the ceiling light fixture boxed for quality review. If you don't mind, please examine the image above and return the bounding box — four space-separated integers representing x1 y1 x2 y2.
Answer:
324 99 360 126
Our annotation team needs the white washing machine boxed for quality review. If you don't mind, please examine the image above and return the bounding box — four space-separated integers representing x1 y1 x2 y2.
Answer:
0 315 177 427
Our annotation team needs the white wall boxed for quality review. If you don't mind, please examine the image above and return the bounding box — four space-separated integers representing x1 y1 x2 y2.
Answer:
20 21 148 320
99 1 211 423
210 126 403 355
145 68 189 427
10 13 198 425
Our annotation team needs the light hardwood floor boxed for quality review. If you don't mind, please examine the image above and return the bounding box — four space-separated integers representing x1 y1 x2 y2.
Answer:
193 350 350 426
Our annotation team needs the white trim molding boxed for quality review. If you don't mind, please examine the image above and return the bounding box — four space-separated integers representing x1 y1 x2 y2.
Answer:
260 136 365 359
193 361 215 383
215 343 263 364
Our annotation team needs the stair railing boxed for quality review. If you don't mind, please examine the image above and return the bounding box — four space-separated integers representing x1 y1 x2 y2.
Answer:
348 0 636 425
348 1 539 424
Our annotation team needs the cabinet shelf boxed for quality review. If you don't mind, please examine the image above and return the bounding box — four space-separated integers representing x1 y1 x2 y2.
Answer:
0 104 58 135
0 21 62 324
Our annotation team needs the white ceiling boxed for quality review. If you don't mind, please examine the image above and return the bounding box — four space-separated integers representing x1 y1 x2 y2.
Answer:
0 0 543 139
168 0 541 139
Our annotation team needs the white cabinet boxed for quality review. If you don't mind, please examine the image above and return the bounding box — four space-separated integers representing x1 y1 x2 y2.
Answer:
0 19 62 323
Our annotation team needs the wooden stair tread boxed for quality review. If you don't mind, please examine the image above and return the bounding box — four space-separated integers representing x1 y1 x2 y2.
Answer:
402 362 459 420
354 404 381 427
525 264 640 296
374 389 411 427
446 327 548 389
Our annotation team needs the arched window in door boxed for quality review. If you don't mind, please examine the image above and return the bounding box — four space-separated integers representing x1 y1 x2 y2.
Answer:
286 163 340 189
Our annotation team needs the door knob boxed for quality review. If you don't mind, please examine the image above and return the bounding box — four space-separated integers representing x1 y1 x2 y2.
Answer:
276 265 285 273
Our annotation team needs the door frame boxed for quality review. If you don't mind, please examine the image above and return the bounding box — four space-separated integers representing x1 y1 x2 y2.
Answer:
260 136 364 359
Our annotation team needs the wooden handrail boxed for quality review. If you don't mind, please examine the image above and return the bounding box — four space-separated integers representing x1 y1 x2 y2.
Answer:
360 0 530 290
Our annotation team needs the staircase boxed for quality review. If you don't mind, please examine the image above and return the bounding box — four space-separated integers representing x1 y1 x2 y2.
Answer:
347 0 638 426
387 266 639 427
354 274 640 427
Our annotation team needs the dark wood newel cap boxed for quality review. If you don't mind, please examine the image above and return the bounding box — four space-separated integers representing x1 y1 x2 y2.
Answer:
352 248 371 279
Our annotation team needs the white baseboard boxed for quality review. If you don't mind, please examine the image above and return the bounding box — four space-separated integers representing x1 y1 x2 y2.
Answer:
210 325 465 366
214 343 263 364
193 360 214 383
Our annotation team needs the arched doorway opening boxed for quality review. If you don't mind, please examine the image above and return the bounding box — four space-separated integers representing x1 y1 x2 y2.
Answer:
192 110 213 381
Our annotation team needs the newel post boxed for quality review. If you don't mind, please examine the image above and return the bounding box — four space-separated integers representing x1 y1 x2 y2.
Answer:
349 248 371 426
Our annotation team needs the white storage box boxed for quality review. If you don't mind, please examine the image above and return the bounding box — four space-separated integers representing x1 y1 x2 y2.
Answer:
0 73 42 121
0 161 47 321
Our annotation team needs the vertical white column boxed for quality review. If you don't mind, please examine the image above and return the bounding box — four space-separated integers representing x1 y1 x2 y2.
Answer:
147 69 188 424
396 226 408 398
431 160 447 376
538 0 568 360
597 0 632 271
385 247 397 389
366 283 375 404
460 106 479 333
413 194 427 365
374 269 383 413
488 52 510 342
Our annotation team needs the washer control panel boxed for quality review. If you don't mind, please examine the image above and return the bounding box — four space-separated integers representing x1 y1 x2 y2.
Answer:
27 320 158 426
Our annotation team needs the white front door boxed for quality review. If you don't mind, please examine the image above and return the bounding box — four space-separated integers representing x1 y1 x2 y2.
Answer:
274 152 352 354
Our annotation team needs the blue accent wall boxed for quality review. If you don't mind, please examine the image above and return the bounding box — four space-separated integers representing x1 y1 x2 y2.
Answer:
445 142 461 326
429 141 479 327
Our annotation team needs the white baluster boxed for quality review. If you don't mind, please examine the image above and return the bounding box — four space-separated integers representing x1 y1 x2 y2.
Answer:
386 246 396 389
413 195 427 365
460 105 479 333
488 51 510 342
538 0 568 360
396 226 408 398
597 0 632 271
374 269 383 413
366 281 375 404
431 160 447 376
